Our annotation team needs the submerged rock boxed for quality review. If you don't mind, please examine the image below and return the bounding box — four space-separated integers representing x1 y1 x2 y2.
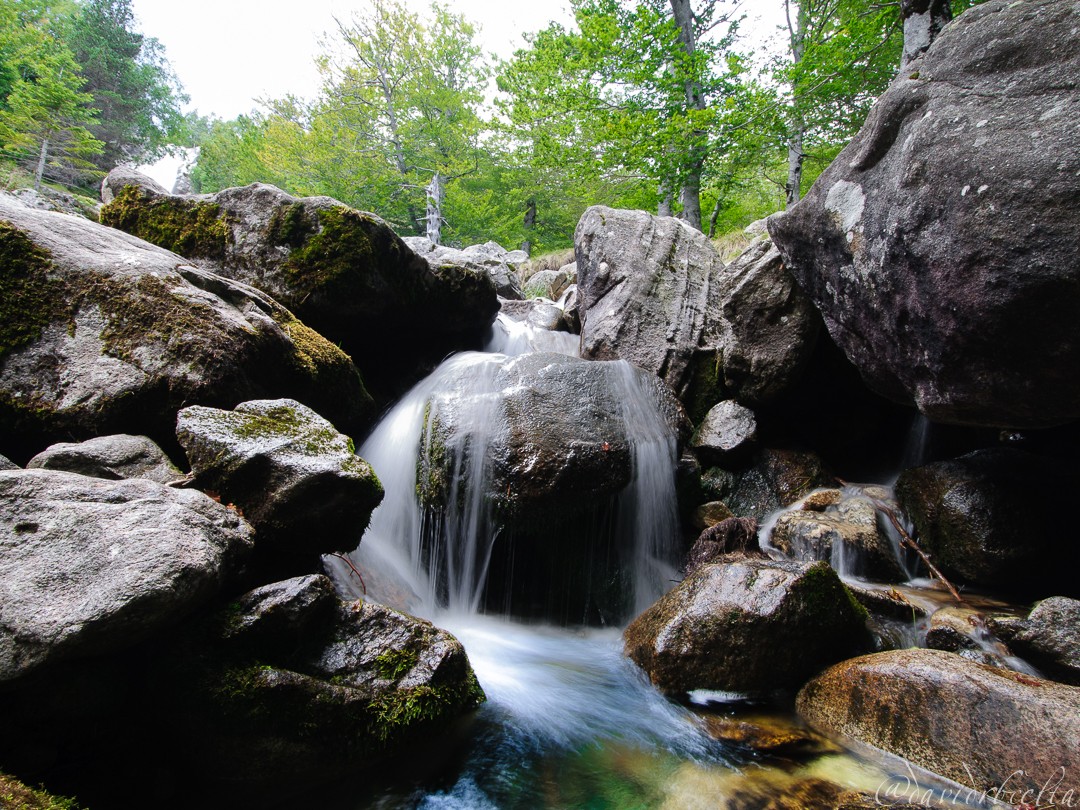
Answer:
100 172 499 399
0 469 253 684
575 208 818 420
176 399 383 561
168 574 484 788
993 596 1080 686
0 194 372 461
797 649 1080 798
767 0 1080 428
27 434 185 484
895 448 1079 597
624 557 869 695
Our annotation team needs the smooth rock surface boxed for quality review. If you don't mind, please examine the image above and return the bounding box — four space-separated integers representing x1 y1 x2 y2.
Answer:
690 400 758 463
27 434 185 484
576 208 818 420
797 649 1080 798
994 597 1080 686
768 0 1080 428
0 469 253 683
176 399 383 557
624 557 868 695
0 195 371 461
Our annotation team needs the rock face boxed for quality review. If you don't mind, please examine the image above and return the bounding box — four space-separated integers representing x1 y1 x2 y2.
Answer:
895 448 1079 597
523 267 574 300
690 400 758 464
166 574 484 788
576 208 818 420
0 469 253 684
419 352 688 525
0 194 371 462
99 172 499 397
797 649 1080 798
994 597 1080 686
624 557 868 695
27 434 185 484
767 0 1080 428
404 236 526 300
176 399 383 559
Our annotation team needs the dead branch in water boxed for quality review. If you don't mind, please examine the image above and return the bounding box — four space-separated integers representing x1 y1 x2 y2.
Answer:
329 552 367 595
837 478 964 604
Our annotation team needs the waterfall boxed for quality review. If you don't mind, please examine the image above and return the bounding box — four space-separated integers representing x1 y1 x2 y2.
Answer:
329 314 680 623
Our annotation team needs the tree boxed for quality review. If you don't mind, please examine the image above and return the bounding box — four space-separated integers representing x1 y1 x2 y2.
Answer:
67 0 187 175
0 0 102 189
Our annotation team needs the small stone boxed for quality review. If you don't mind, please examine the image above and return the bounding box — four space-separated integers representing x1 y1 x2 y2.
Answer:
691 400 758 463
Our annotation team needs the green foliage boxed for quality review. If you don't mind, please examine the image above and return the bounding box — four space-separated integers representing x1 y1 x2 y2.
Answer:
374 647 419 680
0 771 82 810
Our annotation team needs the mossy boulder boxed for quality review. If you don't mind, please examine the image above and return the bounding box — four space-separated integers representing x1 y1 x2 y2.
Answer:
166 574 484 789
176 399 383 566
575 208 818 421
100 171 499 400
895 448 1080 598
624 556 870 696
0 194 373 463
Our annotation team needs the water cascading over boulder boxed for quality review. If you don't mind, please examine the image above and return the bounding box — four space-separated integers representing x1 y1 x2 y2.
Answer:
575 208 819 420
0 194 371 461
767 0 1080 428
99 169 500 399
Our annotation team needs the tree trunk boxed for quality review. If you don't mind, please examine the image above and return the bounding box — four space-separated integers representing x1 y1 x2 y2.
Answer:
34 136 50 191
707 197 723 238
669 0 706 231
658 186 674 218
521 198 536 255
785 121 805 208
784 0 808 209
901 0 952 68
426 172 444 245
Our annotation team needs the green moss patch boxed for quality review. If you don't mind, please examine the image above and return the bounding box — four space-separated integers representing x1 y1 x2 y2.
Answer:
280 207 379 300
100 185 232 260
0 223 66 360
0 772 82 810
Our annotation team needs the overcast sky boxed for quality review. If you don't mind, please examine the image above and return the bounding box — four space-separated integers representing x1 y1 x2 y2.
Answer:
129 0 786 186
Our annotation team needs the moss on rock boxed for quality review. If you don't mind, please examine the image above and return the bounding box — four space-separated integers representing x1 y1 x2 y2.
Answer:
0 773 81 810
281 207 379 301
0 224 66 360
100 185 232 260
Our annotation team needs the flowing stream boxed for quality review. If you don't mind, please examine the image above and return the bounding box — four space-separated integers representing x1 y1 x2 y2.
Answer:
324 311 998 810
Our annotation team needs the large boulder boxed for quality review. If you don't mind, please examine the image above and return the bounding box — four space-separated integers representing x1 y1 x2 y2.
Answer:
993 596 1080 686
576 209 818 420
176 399 383 562
0 469 253 684
0 194 371 462
797 649 1080 798
166 574 484 788
895 448 1079 597
624 557 869 695
27 434 185 484
100 172 500 399
767 0 1080 428
404 236 526 300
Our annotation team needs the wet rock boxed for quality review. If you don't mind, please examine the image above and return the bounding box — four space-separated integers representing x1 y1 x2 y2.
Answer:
769 496 905 583
797 649 1080 798
27 434 185 484
624 557 869 695
767 0 1080 428
176 399 383 561
701 711 840 758
499 297 571 332
701 449 833 522
684 517 760 575
576 208 818 420
167 574 484 788
691 500 735 532
691 400 758 464
523 268 573 300
993 596 1080 686
418 352 688 525
801 489 843 511
557 284 581 333
0 469 253 684
405 235 524 299
835 792 925 810
845 583 930 624
895 448 1079 597
0 195 372 462
100 172 499 400
924 607 1005 667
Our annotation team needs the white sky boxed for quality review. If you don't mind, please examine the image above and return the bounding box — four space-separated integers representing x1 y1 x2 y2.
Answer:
129 0 786 187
